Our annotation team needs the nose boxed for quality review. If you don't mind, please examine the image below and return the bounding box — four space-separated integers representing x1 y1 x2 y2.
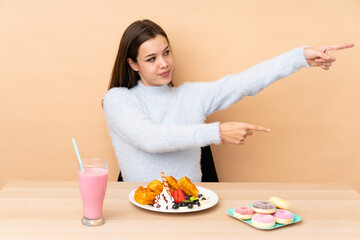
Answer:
158 56 168 68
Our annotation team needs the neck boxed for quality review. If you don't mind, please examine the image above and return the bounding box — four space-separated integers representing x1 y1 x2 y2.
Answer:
132 81 172 97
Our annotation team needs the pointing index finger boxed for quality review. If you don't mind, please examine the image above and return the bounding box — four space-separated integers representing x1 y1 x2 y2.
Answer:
325 43 355 52
245 124 271 132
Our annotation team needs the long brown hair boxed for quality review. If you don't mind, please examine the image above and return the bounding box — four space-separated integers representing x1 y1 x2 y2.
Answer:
108 19 173 90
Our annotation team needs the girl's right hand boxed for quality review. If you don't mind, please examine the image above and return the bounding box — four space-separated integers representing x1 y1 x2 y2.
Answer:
219 122 270 145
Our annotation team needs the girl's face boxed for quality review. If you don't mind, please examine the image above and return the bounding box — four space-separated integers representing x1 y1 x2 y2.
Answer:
128 34 174 87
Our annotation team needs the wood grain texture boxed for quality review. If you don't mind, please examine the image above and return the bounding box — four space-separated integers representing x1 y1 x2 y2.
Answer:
0 181 359 239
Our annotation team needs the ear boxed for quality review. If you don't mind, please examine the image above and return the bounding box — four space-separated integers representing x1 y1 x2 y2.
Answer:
127 58 139 72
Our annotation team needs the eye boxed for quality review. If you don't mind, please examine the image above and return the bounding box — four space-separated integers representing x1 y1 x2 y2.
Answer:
146 57 155 62
164 50 170 56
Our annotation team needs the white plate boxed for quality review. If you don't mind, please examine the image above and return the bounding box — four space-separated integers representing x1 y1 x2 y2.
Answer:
129 186 219 213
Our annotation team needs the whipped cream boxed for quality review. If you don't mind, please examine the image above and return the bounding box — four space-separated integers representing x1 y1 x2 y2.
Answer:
153 187 174 210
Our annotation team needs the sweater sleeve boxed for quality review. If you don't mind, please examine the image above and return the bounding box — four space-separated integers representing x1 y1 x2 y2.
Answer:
195 47 310 116
103 89 222 154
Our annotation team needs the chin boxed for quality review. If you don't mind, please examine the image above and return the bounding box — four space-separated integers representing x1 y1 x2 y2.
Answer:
158 78 172 86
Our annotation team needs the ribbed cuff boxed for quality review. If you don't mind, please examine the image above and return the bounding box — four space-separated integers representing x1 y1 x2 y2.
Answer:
300 46 311 68
206 122 222 145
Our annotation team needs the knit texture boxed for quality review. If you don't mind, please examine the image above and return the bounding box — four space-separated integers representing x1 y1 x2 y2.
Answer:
103 47 310 182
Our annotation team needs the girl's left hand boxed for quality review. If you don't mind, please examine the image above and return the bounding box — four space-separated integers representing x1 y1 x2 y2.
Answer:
304 43 354 70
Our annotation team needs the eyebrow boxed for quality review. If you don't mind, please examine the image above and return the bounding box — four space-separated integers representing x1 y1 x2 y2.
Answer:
144 46 169 58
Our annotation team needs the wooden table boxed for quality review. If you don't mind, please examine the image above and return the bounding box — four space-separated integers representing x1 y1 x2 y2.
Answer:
0 181 360 239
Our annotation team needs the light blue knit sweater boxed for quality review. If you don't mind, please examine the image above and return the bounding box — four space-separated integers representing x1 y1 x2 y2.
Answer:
103 47 310 182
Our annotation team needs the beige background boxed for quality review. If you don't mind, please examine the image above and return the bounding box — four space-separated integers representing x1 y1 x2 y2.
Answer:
1 0 359 191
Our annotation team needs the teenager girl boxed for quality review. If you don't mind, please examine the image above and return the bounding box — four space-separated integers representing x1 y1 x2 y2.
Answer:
103 19 354 182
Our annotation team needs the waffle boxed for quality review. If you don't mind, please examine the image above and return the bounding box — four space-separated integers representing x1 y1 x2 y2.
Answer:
134 179 163 205
166 176 179 192
147 179 163 195
177 176 199 197
134 186 159 205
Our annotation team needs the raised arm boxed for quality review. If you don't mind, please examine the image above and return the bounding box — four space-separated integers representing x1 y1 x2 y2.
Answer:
195 44 354 116
208 43 355 145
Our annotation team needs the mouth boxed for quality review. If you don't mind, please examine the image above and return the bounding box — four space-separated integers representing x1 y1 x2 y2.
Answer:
159 70 171 77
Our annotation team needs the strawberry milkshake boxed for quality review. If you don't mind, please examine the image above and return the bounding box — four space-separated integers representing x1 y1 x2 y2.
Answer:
78 158 108 226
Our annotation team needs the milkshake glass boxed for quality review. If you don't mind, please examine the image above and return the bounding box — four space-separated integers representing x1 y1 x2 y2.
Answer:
78 158 108 226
